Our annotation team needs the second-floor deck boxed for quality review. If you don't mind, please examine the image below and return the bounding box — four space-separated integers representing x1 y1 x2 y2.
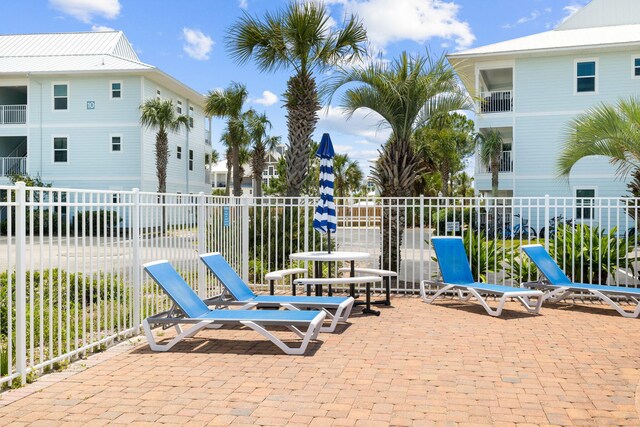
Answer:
0 105 27 124
479 90 512 113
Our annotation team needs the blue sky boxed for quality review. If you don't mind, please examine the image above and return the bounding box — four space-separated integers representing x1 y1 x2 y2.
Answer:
2 0 589 175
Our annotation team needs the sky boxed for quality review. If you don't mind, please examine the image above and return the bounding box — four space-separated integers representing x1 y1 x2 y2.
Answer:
1 0 590 176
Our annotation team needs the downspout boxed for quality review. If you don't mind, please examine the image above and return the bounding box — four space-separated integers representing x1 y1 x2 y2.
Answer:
185 100 190 194
27 73 43 176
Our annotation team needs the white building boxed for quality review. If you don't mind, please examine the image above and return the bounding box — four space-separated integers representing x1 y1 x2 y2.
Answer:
0 31 210 193
448 0 640 200
209 145 285 196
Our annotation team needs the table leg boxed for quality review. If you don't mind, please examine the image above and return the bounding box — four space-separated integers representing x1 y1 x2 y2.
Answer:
362 282 380 316
349 261 356 298
327 262 333 296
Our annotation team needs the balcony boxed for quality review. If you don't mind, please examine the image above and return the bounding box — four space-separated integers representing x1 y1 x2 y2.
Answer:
479 151 512 173
0 157 27 176
479 91 512 113
0 105 27 124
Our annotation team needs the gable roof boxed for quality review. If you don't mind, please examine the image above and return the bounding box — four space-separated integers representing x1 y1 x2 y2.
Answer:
449 0 640 59
0 31 205 107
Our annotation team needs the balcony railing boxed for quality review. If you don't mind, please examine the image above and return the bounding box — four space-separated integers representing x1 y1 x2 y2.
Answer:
0 105 27 124
479 151 512 173
0 157 27 176
479 91 512 113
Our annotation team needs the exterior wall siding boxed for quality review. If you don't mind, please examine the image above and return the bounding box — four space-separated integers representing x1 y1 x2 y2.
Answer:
474 48 639 198
0 74 209 193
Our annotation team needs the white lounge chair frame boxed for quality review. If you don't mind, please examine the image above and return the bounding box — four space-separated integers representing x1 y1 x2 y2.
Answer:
143 305 326 355
420 280 543 317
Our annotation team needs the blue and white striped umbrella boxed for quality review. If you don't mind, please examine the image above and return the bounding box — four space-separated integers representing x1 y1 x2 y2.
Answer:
313 133 336 250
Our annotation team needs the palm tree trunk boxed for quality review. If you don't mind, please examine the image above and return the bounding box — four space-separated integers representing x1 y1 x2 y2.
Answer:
284 73 319 197
225 159 232 197
374 137 424 273
232 144 242 197
491 155 500 197
155 129 169 193
155 129 169 233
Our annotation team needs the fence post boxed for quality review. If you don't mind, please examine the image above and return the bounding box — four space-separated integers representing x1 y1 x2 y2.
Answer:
241 197 250 282
197 192 206 298
132 188 141 333
544 194 550 252
304 196 309 253
15 182 27 385
419 195 425 285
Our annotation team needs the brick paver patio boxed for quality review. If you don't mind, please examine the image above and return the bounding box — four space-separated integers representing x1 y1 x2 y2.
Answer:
1 296 639 426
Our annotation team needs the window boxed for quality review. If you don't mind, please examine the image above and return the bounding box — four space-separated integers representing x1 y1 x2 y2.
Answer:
268 166 274 176
176 100 182 114
111 82 122 99
634 58 640 77
156 89 161 99
576 60 596 93
53 137 68 162
177 146 182 159
189 106 194 128
111 136 121 152
576 189 595 220
189 150 194 171
53 84 68 110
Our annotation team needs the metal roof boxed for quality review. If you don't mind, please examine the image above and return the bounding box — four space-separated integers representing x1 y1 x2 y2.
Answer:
0 31 205 107
449 24 640 58
0 31 140 62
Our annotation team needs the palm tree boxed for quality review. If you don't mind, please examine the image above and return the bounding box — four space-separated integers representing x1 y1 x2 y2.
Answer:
227 1 367 197
558 97 640 178
205 82 250 197
452 172 474 197
139 98 189 194
333 154 363 198
476 128 504 197
326 51 470 270
414 113 475 196
246 111 281 198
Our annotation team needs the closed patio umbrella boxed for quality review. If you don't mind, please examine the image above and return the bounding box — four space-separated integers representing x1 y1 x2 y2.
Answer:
313 133 337 253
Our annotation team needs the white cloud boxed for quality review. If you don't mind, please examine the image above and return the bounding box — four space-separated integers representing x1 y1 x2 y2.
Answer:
182 28 214 61
239 0 248 9
49 0 121 23
327 0 475 51
561 3 585 23
91 24 115 32
253 90 279 106
318 106 391 144
502 9 550 29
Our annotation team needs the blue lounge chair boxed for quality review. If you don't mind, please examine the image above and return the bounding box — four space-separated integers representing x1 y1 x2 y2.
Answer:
522 244 640 318
143 260 326 355
199 252 354 332
420 237 543 316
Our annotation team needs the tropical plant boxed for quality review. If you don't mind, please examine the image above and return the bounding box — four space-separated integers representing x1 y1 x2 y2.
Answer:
558 97 640 178
139 99 190 194
332 154 364 198
414 113 475 196
205 82 251 197
227 1 367 196
326 51 471 271
246 111 281 198
476 128 504 197
550 223 636 285
452 172 475 197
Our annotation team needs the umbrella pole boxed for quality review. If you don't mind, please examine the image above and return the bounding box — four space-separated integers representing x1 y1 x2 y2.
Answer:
327 229 332 254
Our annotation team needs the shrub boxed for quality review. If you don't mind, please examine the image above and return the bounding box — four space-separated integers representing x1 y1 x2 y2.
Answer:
73 210 122 236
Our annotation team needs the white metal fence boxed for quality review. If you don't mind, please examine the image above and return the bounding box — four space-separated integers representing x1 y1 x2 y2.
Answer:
2 184 640 387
